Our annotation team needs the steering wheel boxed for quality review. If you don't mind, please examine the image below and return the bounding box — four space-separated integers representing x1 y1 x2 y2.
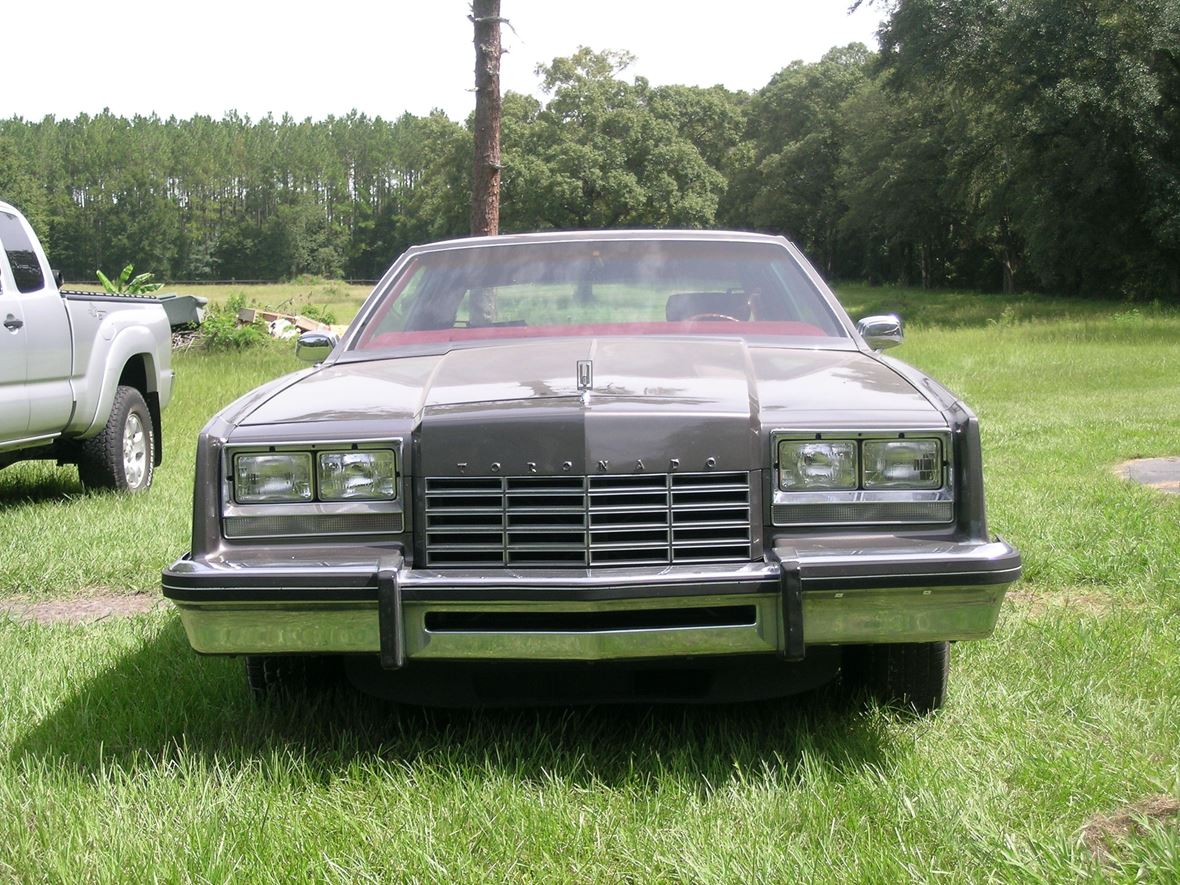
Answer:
684 312 742 323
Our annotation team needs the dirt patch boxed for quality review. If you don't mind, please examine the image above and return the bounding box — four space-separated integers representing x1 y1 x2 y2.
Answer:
1006 588 1114 617
0 591 165 625
1115 457 1180 494
1082 795 1180 863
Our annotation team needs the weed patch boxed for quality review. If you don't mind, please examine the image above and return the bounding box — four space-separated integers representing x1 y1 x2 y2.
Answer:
1004 587 1118 618
1081 795 1180 864
0 593 163 625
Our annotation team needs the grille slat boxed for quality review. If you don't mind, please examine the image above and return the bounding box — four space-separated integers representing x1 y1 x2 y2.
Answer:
423 471 753 567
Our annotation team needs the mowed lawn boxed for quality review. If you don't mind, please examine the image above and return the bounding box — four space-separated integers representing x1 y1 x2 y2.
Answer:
1 285 1179 880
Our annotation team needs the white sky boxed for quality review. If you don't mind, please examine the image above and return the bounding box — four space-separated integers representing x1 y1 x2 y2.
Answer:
3 1 883 123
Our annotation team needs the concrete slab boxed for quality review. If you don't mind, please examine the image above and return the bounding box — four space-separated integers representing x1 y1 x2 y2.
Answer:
1116 457 1180 494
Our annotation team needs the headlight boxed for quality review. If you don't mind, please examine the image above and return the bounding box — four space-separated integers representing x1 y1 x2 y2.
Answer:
862 440 941 489
778 440 858 490
234 453 313 503
318 450 397 501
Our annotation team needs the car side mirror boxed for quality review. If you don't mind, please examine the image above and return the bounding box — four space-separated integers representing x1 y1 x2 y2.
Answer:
53 269 65 288
856 314 904 351
296 331 338 363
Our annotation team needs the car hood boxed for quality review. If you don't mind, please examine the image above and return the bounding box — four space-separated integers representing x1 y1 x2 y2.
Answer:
235 338 943 473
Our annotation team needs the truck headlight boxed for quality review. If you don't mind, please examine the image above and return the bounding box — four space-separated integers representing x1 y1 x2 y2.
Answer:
234 453 313 503
778 440 858 490
318 450 397 500
862 439 942 489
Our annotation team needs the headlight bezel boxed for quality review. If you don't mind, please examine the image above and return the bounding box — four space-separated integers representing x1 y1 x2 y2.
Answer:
221 438 404 539
770 429 953 527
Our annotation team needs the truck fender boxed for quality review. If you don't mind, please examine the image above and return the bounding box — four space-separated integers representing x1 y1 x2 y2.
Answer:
68 316 171 440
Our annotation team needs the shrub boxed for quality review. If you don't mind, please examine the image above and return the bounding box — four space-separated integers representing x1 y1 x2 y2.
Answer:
300 303 337 325
201 293 269 350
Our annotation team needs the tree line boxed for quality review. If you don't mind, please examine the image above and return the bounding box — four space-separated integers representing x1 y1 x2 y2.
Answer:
1 0 1177 297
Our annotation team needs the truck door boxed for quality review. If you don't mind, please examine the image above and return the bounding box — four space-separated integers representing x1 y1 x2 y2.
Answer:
0 255 30 441
0 209 73 438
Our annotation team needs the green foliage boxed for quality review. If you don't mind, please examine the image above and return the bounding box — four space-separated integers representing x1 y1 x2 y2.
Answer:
873 0 1180 295
725 45 871 275
199 293 269 350
96 263 164 295
299 303 336 325
501 48 727 231
0 132 50 239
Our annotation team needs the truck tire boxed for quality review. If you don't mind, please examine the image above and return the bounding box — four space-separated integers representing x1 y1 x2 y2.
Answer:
78 385 155 492
843 641 950 714
245 655 342 700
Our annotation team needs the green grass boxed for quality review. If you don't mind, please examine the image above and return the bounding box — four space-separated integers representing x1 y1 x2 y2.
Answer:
2 285 1180 880
0 344 305 596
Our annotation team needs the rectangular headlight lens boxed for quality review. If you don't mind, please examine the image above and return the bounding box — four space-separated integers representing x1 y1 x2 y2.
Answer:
862 439 942 489
318 450 397 501
234 453 313 503
778 440 858 490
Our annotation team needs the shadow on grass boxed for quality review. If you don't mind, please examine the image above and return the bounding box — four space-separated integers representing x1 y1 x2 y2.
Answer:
10 617 896 788
0 471 85 508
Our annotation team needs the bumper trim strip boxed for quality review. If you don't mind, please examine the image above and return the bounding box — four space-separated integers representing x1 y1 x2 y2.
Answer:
779 560 804 661
378 565 405 670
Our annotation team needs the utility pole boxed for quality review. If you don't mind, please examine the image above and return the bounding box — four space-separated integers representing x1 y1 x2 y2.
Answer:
470 0 502 237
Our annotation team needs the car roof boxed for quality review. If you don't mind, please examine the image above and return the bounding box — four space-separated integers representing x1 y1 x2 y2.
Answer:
404 229 793 256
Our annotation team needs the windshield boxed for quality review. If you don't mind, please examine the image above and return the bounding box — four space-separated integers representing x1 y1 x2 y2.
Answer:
352 238 848 351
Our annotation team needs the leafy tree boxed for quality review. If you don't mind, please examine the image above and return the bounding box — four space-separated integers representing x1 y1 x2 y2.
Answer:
724 45 871 276
500 48 725 232
875 0 1180 296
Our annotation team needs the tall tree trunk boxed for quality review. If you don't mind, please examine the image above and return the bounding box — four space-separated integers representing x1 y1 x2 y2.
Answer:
999 217 1017 295
471 0 502 237
469 0 502 325
1002 250 1016 295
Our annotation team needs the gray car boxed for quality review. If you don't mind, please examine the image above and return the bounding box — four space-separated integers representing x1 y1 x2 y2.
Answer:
162 231 1020 712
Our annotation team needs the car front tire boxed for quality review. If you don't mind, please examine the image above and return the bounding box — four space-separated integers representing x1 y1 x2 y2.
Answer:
844 641 950 714
78 385 154 492
245 655 342 700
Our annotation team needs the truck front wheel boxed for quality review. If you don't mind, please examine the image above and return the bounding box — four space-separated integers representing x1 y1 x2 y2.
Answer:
79 385 155 492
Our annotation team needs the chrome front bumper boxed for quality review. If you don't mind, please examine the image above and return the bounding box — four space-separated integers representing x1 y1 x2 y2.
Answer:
162 538 1020 663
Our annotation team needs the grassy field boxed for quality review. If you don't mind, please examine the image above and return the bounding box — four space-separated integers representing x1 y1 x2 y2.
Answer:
1 285 1179 880
68 276 374 329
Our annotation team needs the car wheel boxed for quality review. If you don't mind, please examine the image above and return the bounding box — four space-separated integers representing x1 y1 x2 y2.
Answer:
843 641 950 714
245 655 343 700
78 385 154 492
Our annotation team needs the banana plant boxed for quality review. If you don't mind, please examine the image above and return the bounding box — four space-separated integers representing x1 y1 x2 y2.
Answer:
96 264 164 295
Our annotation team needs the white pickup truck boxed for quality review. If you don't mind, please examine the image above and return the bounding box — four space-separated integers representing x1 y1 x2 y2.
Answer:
0 200 173 491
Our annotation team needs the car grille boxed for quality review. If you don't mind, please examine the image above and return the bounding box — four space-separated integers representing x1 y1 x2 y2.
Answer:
423 471 754 567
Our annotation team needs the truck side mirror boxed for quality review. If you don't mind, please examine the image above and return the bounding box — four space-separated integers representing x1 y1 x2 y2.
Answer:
53 269 65 288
